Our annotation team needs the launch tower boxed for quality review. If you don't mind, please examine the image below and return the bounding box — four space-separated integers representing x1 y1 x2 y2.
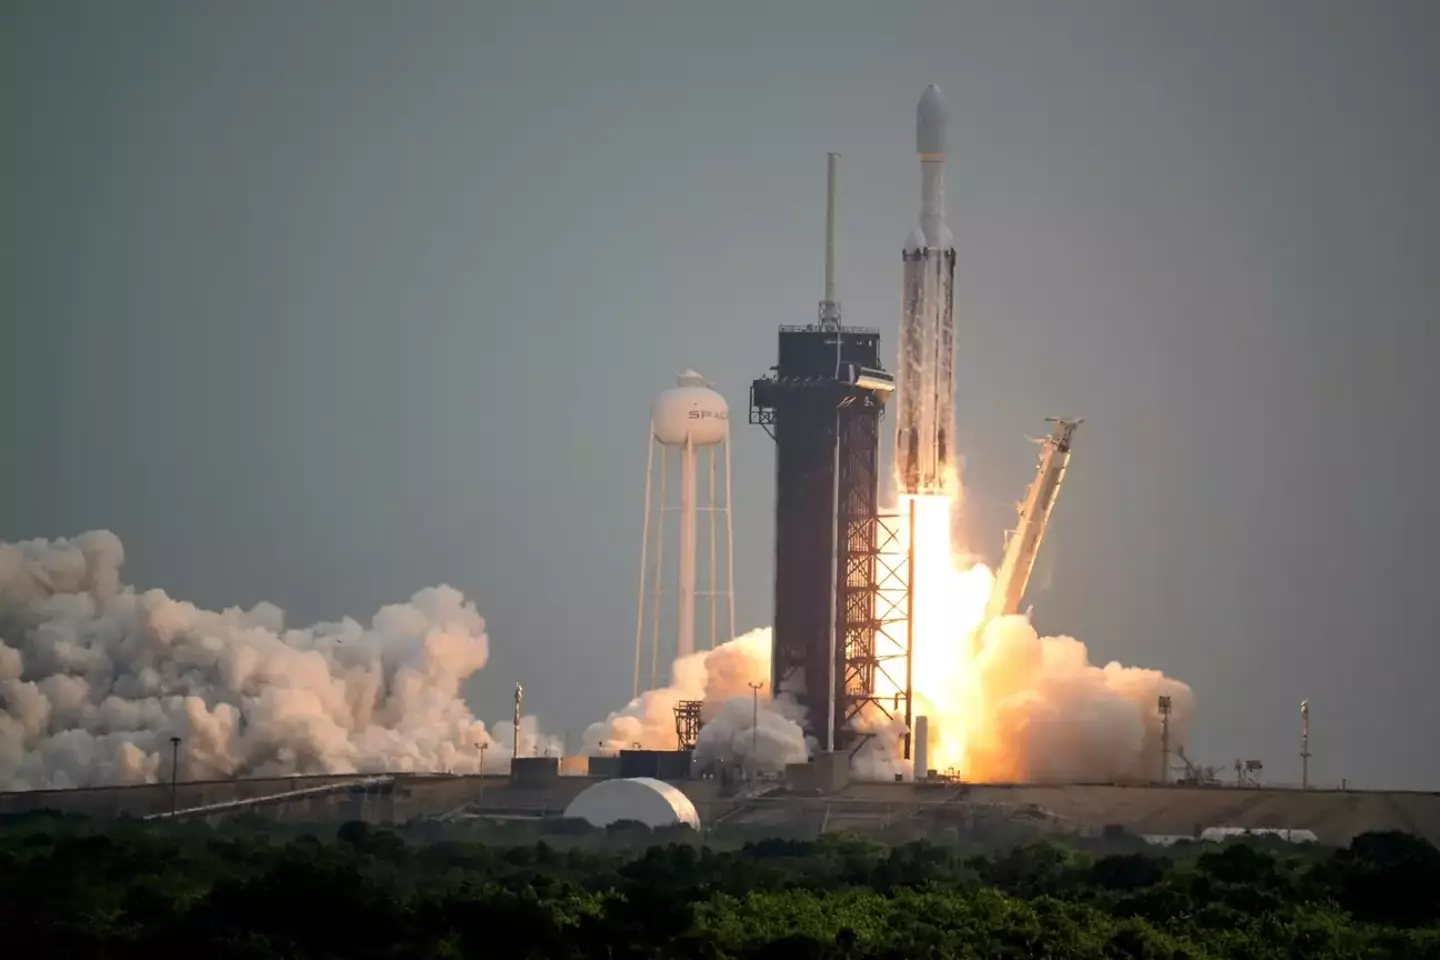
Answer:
751 154 912 753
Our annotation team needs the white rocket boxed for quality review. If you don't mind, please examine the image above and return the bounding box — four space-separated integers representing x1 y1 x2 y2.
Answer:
896 84 958 497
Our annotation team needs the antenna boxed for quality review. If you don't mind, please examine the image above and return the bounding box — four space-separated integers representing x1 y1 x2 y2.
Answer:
820 152 840 327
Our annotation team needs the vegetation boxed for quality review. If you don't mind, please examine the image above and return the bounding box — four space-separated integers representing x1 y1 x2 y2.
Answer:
3 810 1440 958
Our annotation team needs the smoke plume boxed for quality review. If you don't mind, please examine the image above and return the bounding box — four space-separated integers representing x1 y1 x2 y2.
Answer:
0 531 558 791
583 628 809 773
957 614 1195 783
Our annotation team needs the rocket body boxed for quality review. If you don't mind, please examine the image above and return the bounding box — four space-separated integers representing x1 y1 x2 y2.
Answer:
895 85 958 497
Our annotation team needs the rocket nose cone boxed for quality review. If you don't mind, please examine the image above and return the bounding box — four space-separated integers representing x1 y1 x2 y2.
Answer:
917 84 946 157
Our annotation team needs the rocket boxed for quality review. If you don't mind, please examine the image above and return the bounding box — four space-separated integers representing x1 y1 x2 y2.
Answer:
895 84 958 497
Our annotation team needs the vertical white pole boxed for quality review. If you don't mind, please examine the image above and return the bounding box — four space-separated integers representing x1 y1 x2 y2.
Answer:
649 449 667 690
826 409 840 753
914 715 929 781
633 424 655 700
678 433 697 660
708 444 717 650
723 422 736 646
825 152 837 305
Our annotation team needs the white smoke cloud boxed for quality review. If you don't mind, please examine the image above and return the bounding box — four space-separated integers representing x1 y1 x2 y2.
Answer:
1 532 1193 791
583 627 809 773
961 613 1196 783
0 531 558 791
848 710 912 782
586 608 1193 785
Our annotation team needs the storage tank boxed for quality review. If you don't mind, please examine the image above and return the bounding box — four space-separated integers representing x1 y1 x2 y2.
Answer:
651 370 729 446
563 777 701 829
913 716 930 780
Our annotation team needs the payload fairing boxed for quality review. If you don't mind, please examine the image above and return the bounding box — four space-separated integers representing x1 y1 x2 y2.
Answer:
895 85 958 497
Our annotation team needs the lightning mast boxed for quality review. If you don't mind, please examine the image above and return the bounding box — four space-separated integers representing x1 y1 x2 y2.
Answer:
983 418 1082 630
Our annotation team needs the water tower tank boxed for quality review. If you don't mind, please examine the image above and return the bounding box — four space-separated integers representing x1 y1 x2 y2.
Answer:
653 369 728 446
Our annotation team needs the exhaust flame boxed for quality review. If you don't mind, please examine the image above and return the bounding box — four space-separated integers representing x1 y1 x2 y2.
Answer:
608 482 1195 785
878 490 1195 782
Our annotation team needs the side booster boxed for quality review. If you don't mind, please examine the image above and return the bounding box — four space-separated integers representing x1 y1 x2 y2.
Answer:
895 85 958 497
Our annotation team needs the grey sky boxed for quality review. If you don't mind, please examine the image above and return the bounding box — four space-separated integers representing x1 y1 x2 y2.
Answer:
4 1 1437 788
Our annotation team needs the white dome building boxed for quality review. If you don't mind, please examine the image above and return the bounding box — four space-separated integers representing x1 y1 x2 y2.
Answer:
563 777 701 830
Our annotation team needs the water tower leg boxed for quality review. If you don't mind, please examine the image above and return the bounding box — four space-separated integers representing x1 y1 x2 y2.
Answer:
634 426 655 700
678 434 696 659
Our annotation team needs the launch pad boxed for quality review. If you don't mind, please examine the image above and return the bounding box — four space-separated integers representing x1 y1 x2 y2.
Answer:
11 772 1439 850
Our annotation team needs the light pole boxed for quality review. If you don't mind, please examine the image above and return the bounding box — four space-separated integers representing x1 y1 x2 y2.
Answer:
748 681 764 775
1157 696 1172 784
168 736 181 815
1300 700 1311 789
513 683 523 762
477 742 488 807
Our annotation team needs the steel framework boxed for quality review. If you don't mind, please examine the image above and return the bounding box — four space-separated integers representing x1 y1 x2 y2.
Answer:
840 502 916 758
673 700 704 751
751 323 913 755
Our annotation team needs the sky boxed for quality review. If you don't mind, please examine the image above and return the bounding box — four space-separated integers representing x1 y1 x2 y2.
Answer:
3 0 1437 788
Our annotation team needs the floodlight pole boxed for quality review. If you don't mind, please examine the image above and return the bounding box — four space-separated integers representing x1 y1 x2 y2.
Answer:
749 681 764 776
1300 700 1311 790
169 736 181 815
1157 696 1172 785
478 742 488 807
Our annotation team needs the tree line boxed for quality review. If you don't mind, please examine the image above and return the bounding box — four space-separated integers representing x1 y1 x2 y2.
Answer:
2 810 1440 958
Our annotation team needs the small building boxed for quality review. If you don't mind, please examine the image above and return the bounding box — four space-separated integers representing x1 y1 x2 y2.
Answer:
1199 826 1318 844
558 756 589 776
784 751 850 794
510 756 559 789
618 749 693 781
587 755 622 779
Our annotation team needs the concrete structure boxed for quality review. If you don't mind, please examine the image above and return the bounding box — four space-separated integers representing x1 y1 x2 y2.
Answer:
510 756 559 789
6 775 1440 848
783 752 851 794
587 755 621 778
619 749 692 781
815 752 850 793
564 777 700 829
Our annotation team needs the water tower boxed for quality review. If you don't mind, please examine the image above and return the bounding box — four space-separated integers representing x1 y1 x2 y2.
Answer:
633 370 736 697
